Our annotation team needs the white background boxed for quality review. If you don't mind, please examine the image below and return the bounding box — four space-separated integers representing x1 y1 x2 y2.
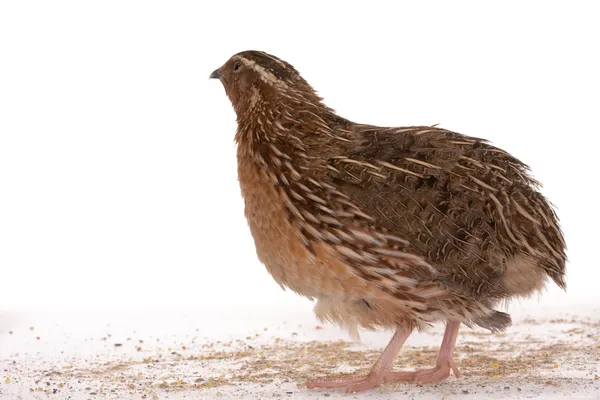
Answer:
1 1 599 310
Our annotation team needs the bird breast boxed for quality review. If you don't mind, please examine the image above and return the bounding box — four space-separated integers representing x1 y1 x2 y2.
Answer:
237 150 378 301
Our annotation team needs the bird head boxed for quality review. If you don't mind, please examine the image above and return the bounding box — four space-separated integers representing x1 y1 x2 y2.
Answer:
210 50 323 118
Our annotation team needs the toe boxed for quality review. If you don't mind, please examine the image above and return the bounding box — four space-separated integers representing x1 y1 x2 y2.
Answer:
413 362 455 385
383 370 417 383
344 377 383 393
414 368 449 384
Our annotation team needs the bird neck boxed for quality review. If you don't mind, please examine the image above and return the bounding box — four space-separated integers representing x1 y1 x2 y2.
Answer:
235 104 343 190
236 95 333 144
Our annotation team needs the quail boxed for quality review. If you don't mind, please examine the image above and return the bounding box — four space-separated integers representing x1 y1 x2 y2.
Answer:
209 51 567 392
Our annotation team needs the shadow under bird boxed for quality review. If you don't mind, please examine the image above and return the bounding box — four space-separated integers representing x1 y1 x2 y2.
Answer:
209 50 567 392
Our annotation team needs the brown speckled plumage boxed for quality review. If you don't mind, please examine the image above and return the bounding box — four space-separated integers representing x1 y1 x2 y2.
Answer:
210 50 567 392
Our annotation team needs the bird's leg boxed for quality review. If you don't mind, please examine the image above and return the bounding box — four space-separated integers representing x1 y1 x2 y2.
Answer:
305 326 412 393
384 320 461 384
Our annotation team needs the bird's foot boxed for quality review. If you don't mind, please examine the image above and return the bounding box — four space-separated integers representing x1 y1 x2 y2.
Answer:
304 359 458 392
305 373 384 393
385 358 459 384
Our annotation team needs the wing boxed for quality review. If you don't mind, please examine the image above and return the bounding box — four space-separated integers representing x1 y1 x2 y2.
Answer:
323 124 566 293
258 124 441 303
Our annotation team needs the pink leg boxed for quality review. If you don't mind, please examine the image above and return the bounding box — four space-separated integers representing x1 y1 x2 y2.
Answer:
384 321 461 384
305 326 412 393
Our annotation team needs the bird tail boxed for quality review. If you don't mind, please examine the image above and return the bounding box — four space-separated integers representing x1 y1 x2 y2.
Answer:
472 311 512 332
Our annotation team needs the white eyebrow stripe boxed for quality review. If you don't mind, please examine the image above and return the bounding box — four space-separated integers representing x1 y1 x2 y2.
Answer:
237 56 288 89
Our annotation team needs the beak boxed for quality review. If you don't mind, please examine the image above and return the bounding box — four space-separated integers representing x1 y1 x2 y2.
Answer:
209 69 221 80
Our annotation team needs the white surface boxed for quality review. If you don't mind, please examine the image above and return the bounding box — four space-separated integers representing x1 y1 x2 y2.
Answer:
1 295 599 399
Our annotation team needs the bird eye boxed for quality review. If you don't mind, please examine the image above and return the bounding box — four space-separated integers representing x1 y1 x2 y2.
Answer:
233 62 241 72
